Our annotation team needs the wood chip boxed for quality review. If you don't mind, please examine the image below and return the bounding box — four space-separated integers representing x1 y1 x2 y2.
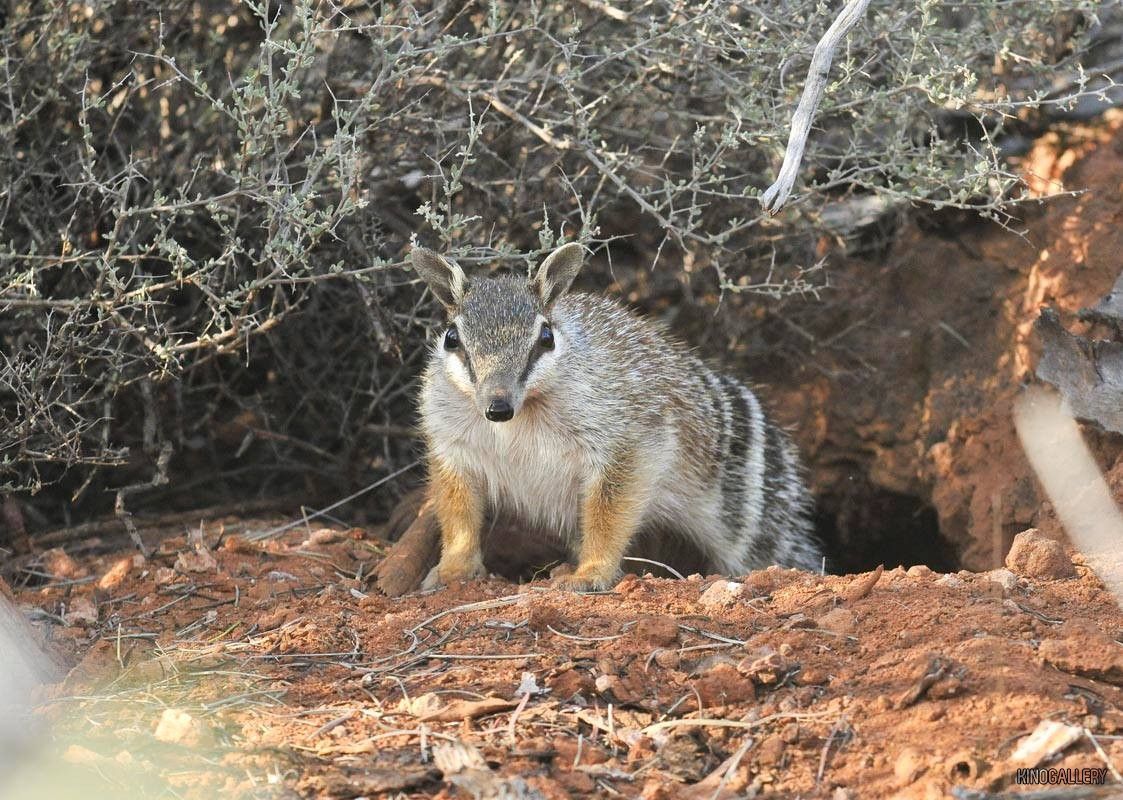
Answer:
420 696 519 722
839 564 883 602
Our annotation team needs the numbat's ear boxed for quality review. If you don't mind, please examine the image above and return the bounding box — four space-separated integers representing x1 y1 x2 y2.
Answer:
533 243 585 308
411 247 468 312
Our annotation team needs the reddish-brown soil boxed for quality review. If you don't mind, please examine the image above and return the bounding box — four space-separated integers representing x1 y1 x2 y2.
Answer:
747 111 1123 574
5 109 1123 800
6 519 1123 799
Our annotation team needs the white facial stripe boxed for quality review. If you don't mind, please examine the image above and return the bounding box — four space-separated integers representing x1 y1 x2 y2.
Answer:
445 350 474 393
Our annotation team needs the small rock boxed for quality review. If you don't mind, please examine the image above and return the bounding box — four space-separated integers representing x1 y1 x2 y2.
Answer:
796 666 830 686
983 568 1019 593
41 548 87 580
153 709 214 748
594 672 644 704
693 662 755 707
816 607 856 636
906 565 933 578
175 548 219 573
781 722 801 744
614 574 643 594
63 596 98 627
1005 529 1075 579
405 692 443 717
61 745 103 766
631 615 680 647
894 746 924 783
756 734 786 766
698 580 744 609
935 574 965 588
1038 634 1123 683
737 650 794 685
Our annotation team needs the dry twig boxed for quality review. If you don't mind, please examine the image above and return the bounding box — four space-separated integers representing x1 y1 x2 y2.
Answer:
760 0 874 213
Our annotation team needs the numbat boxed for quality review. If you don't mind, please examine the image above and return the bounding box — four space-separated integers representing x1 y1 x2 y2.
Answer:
412 243 822 591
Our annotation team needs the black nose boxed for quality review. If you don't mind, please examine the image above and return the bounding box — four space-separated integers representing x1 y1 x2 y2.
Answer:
485 398 514 422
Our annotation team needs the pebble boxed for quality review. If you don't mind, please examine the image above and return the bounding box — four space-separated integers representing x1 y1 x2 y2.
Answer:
756 734 786 765
41 548 87 580
154 709 214 748
1005 528 1076 579
796 666 830 686
983 567 1019 593
698 580 744 609
594 673 644 704
816 607 856 636
737 650 791 685
692 662 756 707
548 668 591 699
631 615 680 647
63 596 98 627
894 746 924 783
175 548 219 573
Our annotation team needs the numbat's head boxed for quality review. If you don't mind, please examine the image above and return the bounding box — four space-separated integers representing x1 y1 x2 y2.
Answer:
411 243 585 423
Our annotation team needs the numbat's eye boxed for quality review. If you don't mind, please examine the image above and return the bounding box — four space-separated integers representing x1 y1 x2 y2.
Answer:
443 326 460 351
539 323 555 350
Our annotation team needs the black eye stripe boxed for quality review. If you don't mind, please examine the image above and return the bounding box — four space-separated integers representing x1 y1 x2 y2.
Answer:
520 322 554 383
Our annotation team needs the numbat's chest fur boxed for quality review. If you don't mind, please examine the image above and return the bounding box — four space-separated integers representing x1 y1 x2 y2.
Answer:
413 243 822 591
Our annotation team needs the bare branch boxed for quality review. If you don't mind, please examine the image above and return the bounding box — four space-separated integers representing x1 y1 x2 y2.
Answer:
760 0 874 215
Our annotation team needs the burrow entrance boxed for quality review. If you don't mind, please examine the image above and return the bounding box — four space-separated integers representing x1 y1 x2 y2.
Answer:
813 472 958 574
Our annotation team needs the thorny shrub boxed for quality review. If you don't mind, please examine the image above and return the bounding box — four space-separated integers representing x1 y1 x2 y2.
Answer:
0 0 1106 526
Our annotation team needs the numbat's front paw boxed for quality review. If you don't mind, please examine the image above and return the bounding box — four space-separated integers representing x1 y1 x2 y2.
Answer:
421 558 487 590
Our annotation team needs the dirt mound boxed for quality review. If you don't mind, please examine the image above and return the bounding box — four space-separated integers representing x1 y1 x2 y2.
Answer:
5 520 1123 799
751 110 1123 573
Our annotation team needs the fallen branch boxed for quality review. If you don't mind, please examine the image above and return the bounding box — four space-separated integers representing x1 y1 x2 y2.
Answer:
760 0 874 214
29 498 291 549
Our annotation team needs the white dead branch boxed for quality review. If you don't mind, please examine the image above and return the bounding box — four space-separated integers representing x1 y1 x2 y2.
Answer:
760 0 874 214
1014 386 1123 607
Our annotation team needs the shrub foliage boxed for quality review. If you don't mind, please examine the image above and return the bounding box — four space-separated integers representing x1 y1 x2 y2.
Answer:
0 1 1099 523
